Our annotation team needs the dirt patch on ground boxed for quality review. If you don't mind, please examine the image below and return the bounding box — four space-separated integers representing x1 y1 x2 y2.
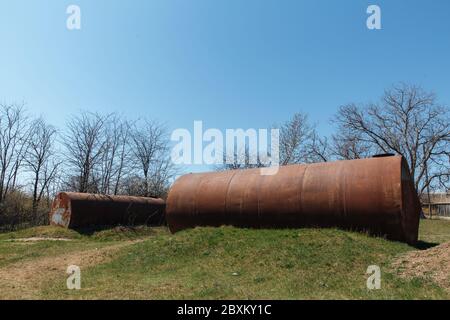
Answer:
392 242 450 291
0 240 142 299
3 237 73 242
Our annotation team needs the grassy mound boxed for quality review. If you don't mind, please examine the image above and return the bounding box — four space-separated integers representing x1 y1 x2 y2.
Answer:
1 220 449 299
41 224 449 299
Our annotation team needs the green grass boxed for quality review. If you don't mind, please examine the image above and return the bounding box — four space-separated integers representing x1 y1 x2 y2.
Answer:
418 219 450 244
1 220 450 299
0 225 156 268
0 225 157 241
0 225 83 241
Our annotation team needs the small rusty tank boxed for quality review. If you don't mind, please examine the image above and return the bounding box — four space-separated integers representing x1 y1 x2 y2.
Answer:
166 156 421 244
49 192 166 229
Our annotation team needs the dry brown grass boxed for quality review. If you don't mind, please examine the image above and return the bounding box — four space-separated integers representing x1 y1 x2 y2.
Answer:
392 241 450 291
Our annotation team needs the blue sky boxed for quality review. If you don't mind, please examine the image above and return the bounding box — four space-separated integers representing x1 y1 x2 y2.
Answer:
1 0 449 172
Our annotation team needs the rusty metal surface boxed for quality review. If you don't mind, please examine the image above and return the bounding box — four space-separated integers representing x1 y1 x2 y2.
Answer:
49 192 166 229
166 156 421 244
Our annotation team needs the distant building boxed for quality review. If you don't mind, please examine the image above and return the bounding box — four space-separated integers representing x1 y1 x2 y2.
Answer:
421 193 450 218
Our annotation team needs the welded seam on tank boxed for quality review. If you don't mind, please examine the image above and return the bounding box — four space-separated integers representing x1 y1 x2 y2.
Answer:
299 164 309 218
193 175 203 218
338 161 347 225
342 163 348 225
224 170 239 223
256 171 262 228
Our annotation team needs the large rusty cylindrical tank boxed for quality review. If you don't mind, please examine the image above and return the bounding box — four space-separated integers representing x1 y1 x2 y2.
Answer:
49 192 166 229
166 156 421 244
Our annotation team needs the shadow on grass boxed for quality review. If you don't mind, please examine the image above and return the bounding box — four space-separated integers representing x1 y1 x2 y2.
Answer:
413 240 439 250
73 225 119 236
72 224 164 239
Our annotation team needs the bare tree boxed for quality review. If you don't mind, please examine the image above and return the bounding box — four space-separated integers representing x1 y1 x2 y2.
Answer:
333 83 450 194
278 113 315 165
0 103 30 207
331 131 374 160
25 118 61 218
130 119 174 197
277 112 332 165
217 145 267 171
97 116 130 195
216 113 329 171
146 157 176 197
214 114 328 172
62 112 108 193
119 175 147 197
112 120 131 195
306 132 330 163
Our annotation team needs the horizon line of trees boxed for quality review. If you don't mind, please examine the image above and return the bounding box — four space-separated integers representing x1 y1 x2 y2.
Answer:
0 105 175 229
220 83 450 196
1 83 449 229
